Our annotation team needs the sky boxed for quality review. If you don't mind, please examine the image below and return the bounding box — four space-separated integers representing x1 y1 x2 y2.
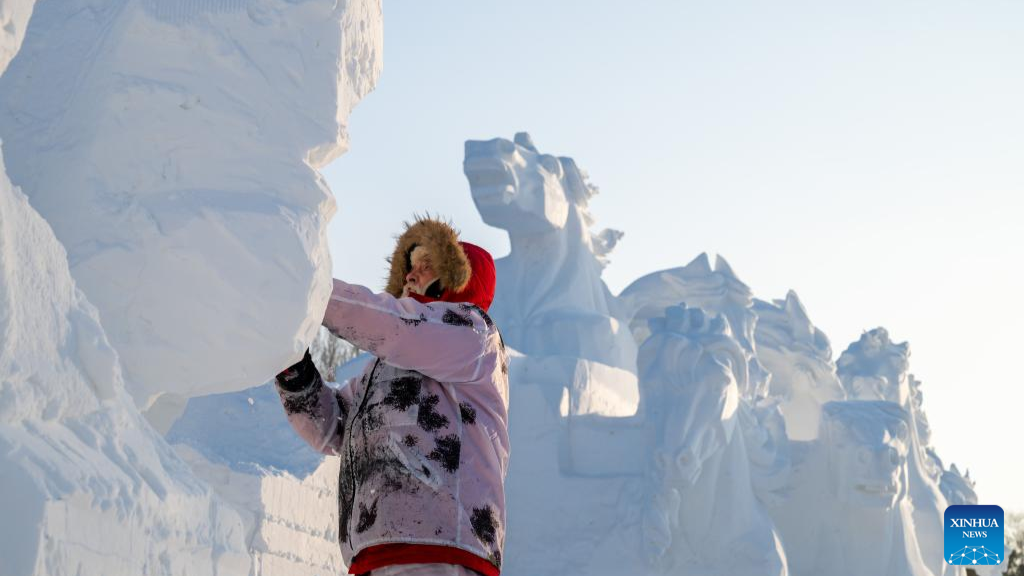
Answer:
323 0 1024 510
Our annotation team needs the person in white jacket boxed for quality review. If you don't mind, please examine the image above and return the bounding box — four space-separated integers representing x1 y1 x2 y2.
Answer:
275 217 510 576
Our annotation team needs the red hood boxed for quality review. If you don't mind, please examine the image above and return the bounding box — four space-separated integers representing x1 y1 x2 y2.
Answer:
409 241 496 312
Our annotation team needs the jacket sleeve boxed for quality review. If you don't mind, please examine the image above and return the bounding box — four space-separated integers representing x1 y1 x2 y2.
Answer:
275 349 358 456
323 278 495 383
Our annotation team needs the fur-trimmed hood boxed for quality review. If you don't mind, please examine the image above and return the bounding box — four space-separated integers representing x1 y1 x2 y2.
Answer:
385 216 496 312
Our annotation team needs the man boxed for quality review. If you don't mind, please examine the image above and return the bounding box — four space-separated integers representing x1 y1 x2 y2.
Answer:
275 216 510 576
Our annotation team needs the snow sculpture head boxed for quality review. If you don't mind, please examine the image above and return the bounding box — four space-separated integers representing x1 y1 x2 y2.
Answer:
463 132 635 373
771 399 932 576
467 133 575 228
739 397 793 507
821 401 910 510
465 132 623 266
753 291 845 440
837 330 955 576
837 328 911 405
639 304 786 574
0 0 383 410
622 253 769 398
941 463 979 506
639 305 745 486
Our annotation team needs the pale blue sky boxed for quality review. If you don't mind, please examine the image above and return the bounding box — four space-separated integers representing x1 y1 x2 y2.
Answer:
324 1 1024 509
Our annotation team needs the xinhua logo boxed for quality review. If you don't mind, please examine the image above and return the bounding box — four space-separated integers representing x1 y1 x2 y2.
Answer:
944 504 1004 567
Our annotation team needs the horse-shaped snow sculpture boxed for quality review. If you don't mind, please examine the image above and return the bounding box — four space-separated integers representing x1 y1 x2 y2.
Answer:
837 329 951 576
752 291 846 441
463 132 637 377
769 401 933 576
638 304 786 576
619 253 770 399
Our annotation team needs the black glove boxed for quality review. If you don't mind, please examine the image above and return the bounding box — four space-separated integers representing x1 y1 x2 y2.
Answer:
275 348 318 392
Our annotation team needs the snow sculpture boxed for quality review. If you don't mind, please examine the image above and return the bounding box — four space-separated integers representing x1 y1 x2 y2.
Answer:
637 304 786 574
837 329 950 576
0 0 383 417
770 401 931 576
464 132 639 425
463 132 636 378
752 291 846 440
738 395 793 508
0 143 249 574
906 374 978 509
174 444 345 575
615 257 793 503
620 253 770 399
0 0 33 75
940 463 978 506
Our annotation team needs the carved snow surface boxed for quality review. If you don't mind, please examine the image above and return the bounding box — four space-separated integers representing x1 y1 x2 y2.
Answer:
752 291 846 440
0 149 249 576
458 133 987 576
175 445 345 576
838 328 960 576
0 0 33 76
0 0 383 415
0 2 381 574
768 401 932 576
620 253 771 399
638 305 787 575
464 132 637 379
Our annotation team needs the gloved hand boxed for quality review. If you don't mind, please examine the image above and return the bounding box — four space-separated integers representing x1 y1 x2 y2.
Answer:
275 348 318 392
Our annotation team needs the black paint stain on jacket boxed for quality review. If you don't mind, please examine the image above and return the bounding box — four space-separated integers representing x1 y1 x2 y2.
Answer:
400 313 428 326
459 402 477 424
356 499 379 534
361 406 384 432
417 394 449 432
470 506 498 545
441 309 473 327
382 376 422 411
427 434 462 473
340 442 417 543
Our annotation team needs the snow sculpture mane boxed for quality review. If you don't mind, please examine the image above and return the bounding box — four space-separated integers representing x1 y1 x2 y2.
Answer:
620 253 770 398
838 329 951 576
771 401 931 576
752 291 846 440
0 0 383 419
906 374 977 510
638 304 786 575
463 132 636 374
940 462 978 506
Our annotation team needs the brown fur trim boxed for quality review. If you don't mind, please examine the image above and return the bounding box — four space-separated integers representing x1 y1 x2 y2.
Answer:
385 215 471 297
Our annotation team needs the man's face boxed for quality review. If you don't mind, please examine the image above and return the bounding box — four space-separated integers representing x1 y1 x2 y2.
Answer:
403 246 439 297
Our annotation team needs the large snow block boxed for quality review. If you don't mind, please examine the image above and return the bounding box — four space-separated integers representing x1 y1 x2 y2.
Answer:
0 0 383 409
0 148 250 576
176 446 346 576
